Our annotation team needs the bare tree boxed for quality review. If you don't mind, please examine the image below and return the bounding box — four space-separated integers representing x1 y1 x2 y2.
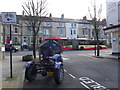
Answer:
88 0 102 56
22 0 48 59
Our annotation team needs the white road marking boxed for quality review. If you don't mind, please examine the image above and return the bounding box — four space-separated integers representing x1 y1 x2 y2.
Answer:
69 74 76 79
79 77 108 90
80 82 90 89
79 77 90 81
64 69 67 72
63 57 69 61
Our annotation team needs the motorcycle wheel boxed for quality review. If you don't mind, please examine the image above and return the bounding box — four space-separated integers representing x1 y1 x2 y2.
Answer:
54 67 64 84
25 64 37 81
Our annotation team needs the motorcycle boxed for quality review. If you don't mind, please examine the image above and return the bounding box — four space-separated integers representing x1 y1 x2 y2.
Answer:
25 40 64 84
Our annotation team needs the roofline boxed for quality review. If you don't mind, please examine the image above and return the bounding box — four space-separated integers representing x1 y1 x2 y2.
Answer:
103 24 120 30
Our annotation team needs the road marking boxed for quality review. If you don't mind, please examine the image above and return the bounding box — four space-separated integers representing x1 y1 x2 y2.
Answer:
69 74 76 79
79 77 108 90
64 69 67 72
63 57 69 61
80 82 90 89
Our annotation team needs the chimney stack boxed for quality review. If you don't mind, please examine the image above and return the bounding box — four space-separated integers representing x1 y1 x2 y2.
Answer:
83 16 87 20
49 13 52 18
61 14 64 19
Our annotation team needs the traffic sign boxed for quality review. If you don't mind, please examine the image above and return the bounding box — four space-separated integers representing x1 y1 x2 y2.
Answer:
2 12 16 25
1 12 16 78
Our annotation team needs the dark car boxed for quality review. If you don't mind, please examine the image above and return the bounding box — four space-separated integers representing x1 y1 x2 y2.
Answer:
5 44 19 52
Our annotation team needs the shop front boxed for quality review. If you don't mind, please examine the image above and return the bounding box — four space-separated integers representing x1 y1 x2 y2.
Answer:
104 25 120 55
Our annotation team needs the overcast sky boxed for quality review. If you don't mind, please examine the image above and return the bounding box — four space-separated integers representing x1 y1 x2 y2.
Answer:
0 0 107 19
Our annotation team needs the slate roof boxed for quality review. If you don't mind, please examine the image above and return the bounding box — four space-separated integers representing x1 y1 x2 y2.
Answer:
0 14 90 24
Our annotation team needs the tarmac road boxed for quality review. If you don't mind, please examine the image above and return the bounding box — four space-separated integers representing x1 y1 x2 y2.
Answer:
23 49 119 89
62 50 118 89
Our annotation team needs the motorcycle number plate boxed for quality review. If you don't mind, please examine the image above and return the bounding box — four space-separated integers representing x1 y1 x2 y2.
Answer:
47 72 53 76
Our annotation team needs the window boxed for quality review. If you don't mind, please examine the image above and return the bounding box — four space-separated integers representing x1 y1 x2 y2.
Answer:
83 30 85 35
83 24 89 29
46 29 50 35
58 23 60 27
85 31 88 35
62 23 64 27
39 37 42 43
74 23 76 28
74 30 76 34
58 29 63 35
47 22 50 26
83 30 88 36
23 37 27 42
31 38 33 43
58 23 64 27
71 30 72 35
71 23 77 28
71 23 73 27
43 22 51 26
44 22 46 26
44 29 50 35
14 37 18 43
14 28 18 33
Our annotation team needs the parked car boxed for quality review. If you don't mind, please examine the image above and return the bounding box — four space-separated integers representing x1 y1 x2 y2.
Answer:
5 44 19 52
21 42 29 51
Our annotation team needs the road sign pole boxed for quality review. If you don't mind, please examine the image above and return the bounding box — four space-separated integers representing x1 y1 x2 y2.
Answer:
2 12 16 78
10 24 12 78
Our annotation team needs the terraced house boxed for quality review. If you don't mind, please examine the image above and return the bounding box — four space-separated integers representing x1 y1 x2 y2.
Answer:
0 22 2 44
0 14 106 46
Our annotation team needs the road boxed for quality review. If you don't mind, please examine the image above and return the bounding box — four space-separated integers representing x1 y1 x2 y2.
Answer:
22 49 119 89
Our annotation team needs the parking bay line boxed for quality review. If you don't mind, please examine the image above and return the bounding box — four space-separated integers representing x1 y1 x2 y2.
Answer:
69 74 76 79
63 57 69 61
64 69 67 72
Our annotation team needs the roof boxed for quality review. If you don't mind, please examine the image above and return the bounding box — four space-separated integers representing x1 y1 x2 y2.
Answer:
51 17 90 24
103 24 120 30
0 14 90 24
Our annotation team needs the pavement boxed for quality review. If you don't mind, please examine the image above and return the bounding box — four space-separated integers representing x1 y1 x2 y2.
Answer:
1 51 26 89
1 50 119 89
93 53 119 60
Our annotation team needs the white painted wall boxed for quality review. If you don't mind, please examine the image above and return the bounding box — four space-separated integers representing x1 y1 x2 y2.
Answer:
66 23 78 39
118 2 120 24
66 23 71 39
